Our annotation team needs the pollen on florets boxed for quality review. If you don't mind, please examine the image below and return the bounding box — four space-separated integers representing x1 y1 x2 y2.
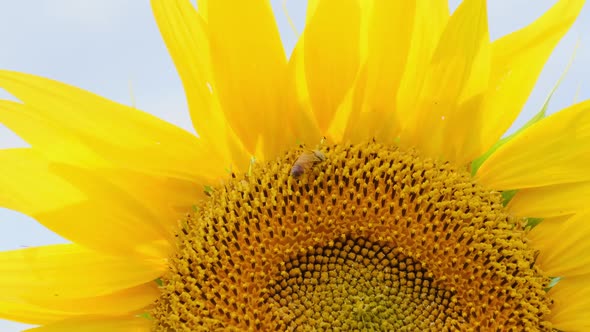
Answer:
152 142 552 331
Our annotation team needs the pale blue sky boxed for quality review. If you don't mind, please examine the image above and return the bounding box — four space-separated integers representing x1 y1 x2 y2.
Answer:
0 1 588 331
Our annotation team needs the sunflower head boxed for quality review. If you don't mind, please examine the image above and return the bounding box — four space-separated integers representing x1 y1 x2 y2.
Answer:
152 142 551 331
0 0 588 331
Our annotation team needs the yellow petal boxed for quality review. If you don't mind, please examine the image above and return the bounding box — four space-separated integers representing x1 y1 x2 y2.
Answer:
0 101 210 233
24 315 151 332
0 244 165 300
399 0 489 163
469 59 569 176
480 0 584 150
0 101 222 181
206 0 289 159
396 0 449 132
340 1 414 143
526 215 571 275
303 0 361 133
306 0 318 22
0 149 83 216
283 40 323 149
27 283 159 316
477 100 590 190
531 212 590 278
0 284 157 324
354 2 414 141
548 275 590 331
0 101 106 167
195 0 207 21
0 101 208 240
38 163 174 258
151 0 249 169
339 64 369 143
526 215 570 252
282 41 322 147
509 181 590 218
0 301 72 325
96 168 204 238
0 150 172 257
0 70 217 180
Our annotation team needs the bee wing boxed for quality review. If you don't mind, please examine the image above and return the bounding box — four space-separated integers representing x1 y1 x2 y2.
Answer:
312 150 326 161
298 150 322 164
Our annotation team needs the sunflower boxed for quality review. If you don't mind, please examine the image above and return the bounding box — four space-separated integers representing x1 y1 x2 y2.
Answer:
0 0 588 331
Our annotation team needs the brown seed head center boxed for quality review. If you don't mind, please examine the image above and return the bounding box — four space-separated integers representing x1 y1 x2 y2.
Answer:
152 142 551 331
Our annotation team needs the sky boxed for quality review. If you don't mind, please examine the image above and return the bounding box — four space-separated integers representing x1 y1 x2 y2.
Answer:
0 1 588 331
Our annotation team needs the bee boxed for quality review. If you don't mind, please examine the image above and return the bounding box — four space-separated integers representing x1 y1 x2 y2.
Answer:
290 149 326 178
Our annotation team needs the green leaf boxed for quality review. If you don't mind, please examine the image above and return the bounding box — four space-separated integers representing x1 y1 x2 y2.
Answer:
544 276 561 292
501 190 517 206
137 312 153 320
525 217 543 229
204 185 214 196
